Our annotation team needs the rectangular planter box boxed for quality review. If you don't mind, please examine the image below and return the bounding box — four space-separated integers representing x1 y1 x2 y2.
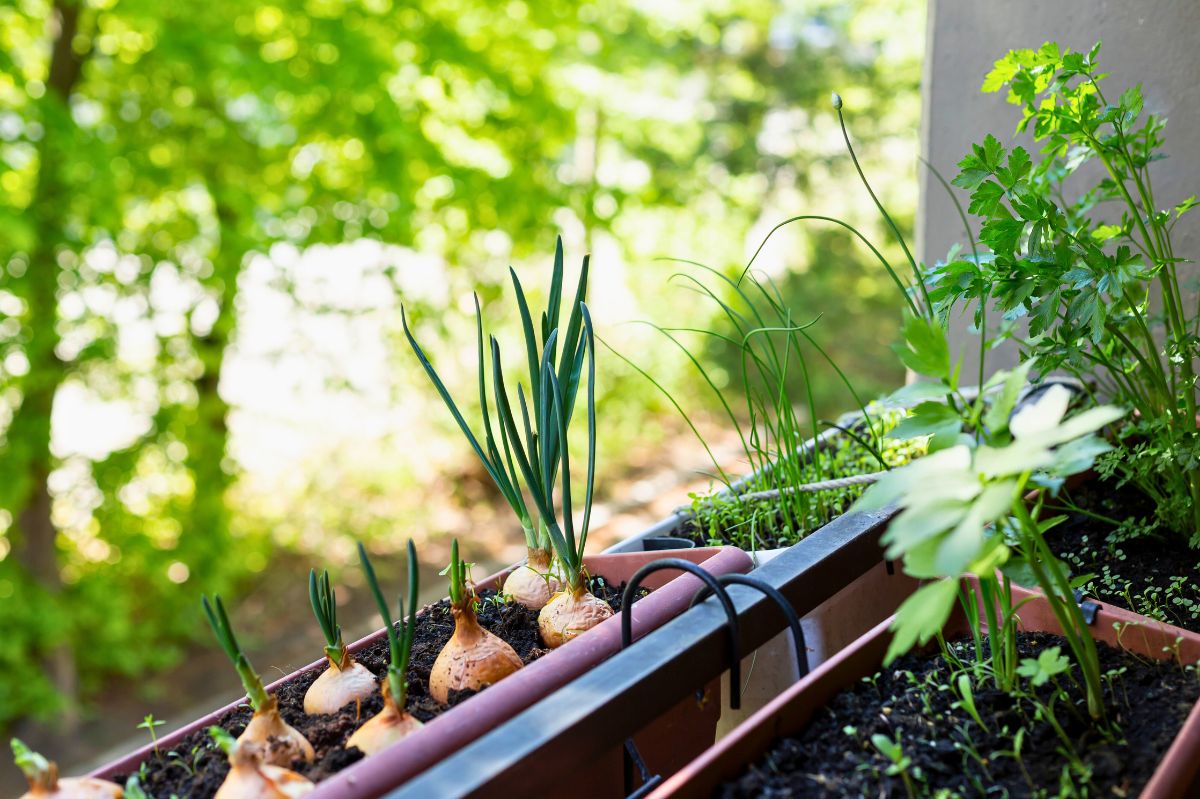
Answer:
648 581 1200 799
88 546 752 798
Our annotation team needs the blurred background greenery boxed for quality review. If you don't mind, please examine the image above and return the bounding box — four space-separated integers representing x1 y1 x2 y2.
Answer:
0 0 922 770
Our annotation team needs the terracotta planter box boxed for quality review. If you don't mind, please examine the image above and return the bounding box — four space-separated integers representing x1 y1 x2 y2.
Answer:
649 581 1200 799
89 546 752 798
714 552 915 737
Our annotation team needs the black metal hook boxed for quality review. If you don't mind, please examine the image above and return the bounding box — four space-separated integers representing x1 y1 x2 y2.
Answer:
619 558 742 799
620 558 742 707
689 572 810 702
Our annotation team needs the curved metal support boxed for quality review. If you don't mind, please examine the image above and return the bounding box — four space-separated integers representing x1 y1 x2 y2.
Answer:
620 558 742 706
690 573 810 693
619 558 742 799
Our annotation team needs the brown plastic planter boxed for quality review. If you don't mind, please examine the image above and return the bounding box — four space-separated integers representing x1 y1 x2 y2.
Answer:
650 581 1200 799
89 546 752 798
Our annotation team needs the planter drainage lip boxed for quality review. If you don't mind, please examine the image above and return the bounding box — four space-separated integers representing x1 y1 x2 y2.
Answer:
384 502 899 799
87 545 752 797
647 580 1200 799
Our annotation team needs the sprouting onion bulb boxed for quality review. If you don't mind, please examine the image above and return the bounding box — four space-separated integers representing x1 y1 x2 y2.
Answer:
345 541 424 755
209 727 313 799
491 302 613 647
502 547 565 610
303 569 376 715
402 238 590 610
429 540 523 704
11 739 121 799
202 595 314 766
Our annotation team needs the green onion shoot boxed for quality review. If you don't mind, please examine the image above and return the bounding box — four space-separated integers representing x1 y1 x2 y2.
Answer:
346 541 425 755
11 738 121 799
302 568 376 715
402 238 591 610
202 595 314 765
429 539 523 703
492 302 614 647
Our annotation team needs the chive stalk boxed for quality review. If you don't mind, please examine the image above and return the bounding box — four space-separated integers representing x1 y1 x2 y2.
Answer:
302 569 377 715
429 539 523 703
202 595 314 765
346 541 425 755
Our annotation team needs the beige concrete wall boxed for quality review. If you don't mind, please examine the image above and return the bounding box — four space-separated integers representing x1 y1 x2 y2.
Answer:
918 0 1200 381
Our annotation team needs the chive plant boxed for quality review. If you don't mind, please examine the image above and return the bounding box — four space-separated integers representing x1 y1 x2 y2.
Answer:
202 594 315 765
11 738 122 799
610 262 917 550
302 568 377 715
207 726 314 799
403 237 590 610
429 539 523 703
491 303 613 647
347 541 425 754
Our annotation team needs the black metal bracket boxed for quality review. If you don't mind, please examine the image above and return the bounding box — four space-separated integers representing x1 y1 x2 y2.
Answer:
689 573 811 689
1074 588 1101 625
619 558 742 799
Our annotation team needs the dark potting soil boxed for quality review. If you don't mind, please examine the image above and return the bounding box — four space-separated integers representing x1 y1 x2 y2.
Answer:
115 576 645 798
721 632 1200 798
1050 477 1200 634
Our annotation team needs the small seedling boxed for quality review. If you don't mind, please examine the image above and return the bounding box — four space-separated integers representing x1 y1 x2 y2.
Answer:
138 714 166 756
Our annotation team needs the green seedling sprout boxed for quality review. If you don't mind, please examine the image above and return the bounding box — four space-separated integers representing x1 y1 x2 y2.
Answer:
402 237 590 610
201 595 314 765
138 713 166 756
346 541 428 754
428 539 523 703
303 568 377 715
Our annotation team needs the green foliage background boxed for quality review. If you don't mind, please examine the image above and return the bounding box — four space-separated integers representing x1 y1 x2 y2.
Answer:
0 0 920 731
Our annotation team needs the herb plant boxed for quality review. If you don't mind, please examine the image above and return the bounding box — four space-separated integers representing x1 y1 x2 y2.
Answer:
347 541 424 755
201 595 314 765
303 568 377 716
403 238 590 610
925 42 1200 544
429 539 523 703
857 341 1124 720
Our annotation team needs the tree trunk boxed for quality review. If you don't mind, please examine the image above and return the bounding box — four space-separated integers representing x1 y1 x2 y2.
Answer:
181 186 243 585
9 0 88 729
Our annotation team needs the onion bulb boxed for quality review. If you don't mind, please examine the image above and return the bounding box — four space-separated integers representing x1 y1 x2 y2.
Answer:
303 658 375 716
538 586 613 648
238 699 315 766
12 739 121 799
214 739 313 799
430 540 522 704
502 547 564 610
304 569 377 715
345 681 423 755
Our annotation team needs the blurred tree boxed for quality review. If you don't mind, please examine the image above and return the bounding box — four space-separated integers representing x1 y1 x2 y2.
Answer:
0 0 921 732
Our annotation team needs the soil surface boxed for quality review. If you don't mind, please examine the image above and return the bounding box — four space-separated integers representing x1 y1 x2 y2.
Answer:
115 577 644 797
721 632 1200 798
1050 477 1200 634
